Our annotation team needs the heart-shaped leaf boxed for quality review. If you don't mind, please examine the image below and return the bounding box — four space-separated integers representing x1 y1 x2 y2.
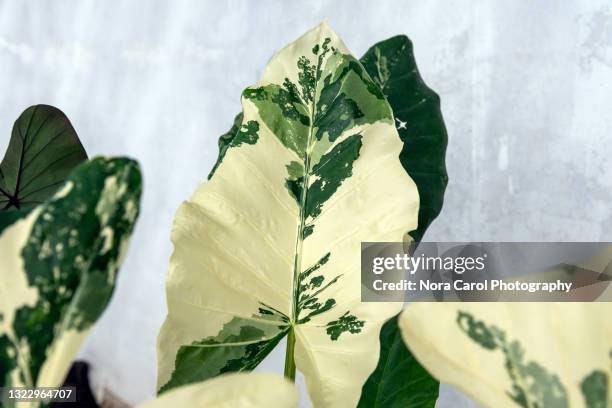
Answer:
400 303 612 408
157 23 419 407
357 35 448 407
140 373 298 408
0 157 142 396
210 34 448 408
0 105 87 212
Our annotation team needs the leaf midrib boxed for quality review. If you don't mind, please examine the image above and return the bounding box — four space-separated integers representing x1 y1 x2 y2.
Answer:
290 107 315 324
290 37 324 325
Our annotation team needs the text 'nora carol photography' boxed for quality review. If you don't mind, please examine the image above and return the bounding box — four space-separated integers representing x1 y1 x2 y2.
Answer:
372 278 572 294
361 242 612 302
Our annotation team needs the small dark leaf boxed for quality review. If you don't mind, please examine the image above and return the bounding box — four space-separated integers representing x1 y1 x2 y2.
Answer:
0 105 87 211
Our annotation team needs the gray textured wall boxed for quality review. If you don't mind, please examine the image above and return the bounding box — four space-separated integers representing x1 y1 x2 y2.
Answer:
1 1 611 406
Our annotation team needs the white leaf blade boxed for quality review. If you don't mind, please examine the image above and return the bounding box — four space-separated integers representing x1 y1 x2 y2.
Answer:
158 23 419 407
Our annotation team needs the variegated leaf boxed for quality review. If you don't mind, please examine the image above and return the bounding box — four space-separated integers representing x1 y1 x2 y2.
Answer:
213 35 447 408
157 23 419 407
140 373 298 408
399 303 612 408
0 157 142 404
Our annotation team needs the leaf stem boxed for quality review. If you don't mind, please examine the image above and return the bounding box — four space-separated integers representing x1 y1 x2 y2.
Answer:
284 327 296 381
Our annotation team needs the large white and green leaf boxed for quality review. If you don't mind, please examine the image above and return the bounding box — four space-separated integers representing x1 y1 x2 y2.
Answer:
0 105 87 212
140 373 298 408
400 303 612 408
357 35 448 407
0 157 142 400
211 35 448 408
157 23 419 407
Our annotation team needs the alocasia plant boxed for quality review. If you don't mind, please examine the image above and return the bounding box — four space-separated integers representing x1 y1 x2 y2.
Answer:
0 105 87 212
157 23 422 407
140 373 298 408
0 156 142 405
208 32 448 408
399 303 612 408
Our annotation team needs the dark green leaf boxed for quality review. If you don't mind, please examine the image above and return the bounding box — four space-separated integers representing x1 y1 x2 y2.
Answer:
0 105 87 212
361 35 448 243
358 35 448 407
358 315 439 408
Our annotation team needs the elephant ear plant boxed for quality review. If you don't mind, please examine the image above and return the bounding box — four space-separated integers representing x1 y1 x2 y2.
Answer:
0 106 142 405
158 23 448 407
208 32 448 408
211 31 448 408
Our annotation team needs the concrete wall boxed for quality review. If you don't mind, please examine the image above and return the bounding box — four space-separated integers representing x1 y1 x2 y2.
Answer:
1 1 611 406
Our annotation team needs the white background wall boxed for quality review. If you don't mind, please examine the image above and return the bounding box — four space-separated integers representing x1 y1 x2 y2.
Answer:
1 1 611 406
